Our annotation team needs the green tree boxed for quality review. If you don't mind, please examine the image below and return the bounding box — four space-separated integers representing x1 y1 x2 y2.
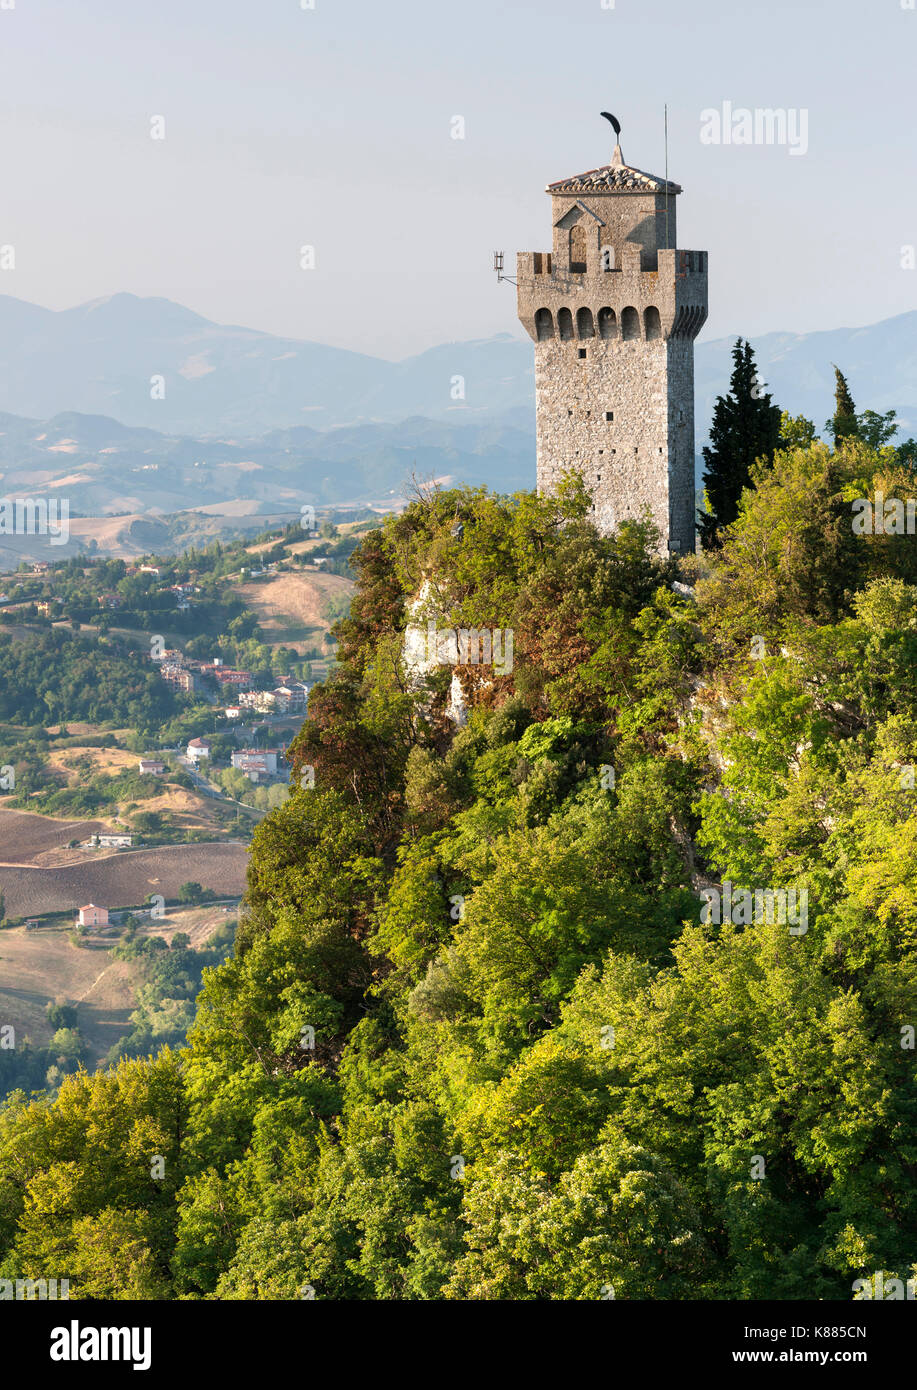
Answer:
856 408 898 450
827 365 858 443
698 339 782 549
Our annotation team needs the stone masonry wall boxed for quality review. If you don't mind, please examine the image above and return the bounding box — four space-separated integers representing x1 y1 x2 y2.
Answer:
666 337 697 553
534 335 671 541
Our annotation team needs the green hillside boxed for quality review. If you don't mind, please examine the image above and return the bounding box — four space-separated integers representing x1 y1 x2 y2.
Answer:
1 434 916 1300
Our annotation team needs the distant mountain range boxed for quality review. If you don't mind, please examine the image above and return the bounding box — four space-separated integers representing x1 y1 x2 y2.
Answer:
0 293 534 435
1 293 914 441
0 408 535 519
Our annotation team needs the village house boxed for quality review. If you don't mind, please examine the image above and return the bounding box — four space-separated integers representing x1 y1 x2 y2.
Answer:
138 758 166 775
231 749 280 781
187 737 211 764
210 668 253 689
78 904 109 928
272 681 308 711
238 689 277 714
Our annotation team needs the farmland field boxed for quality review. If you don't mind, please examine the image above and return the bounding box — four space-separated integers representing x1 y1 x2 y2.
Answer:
234 568 353 651
0 840 248 917
0 808 115 866
0 926 136 1058
0 901 239 1060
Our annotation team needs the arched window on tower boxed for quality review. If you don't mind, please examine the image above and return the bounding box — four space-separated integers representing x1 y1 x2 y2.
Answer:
600 246 615 271
576 307 595 339
557 307 574 341
644 306 662 340
534 308 554 341
621 306 640 341
597 307 617 340
569 224 587 273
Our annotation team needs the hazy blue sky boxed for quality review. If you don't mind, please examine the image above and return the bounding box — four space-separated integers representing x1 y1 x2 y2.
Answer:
1 0 914 357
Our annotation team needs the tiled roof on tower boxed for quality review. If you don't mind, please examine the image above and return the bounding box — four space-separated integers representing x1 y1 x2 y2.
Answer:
547 143 681 194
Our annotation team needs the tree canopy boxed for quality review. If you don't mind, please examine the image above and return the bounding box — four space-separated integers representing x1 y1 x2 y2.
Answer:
1 446 915 1301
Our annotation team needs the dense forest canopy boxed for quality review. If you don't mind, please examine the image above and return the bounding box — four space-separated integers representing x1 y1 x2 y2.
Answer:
0 628 182 728
1 432 916 1300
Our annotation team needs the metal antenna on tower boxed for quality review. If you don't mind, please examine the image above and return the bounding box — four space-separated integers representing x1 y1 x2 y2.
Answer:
493 250 516 286
664 103 670 251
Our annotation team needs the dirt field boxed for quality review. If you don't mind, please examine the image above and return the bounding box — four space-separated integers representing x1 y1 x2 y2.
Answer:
119 784 231 833
0 901 240 1061
0 926 136 1058
0 841 249 918
142 901 239 950
234 569 353 652
0 808 115 866
45 745 137 780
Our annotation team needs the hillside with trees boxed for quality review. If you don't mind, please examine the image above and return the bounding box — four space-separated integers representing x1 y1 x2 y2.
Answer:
1 420 915 1300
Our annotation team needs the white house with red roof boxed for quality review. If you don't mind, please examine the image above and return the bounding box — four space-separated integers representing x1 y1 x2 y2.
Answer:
186 737 212 764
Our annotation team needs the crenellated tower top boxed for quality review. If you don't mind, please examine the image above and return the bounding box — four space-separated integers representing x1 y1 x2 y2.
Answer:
515 112 709 554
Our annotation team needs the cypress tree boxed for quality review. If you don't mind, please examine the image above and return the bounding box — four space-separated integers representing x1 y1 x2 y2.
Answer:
827 365 858 443
697 338 782 550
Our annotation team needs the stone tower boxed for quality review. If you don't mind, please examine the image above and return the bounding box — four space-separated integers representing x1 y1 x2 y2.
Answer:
516 130 708 553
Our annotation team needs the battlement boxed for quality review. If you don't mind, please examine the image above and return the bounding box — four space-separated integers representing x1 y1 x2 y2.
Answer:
517 246 708 343
524 247 707 278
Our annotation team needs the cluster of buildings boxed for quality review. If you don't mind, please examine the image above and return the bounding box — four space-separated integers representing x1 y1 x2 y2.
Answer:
205 661 253 688
186 737 285 783
158 660 201 695
0 568 202 625
229 681 308 717
109 572 198 610
155 653 253 697
153 645 308 720
76 832 133 850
